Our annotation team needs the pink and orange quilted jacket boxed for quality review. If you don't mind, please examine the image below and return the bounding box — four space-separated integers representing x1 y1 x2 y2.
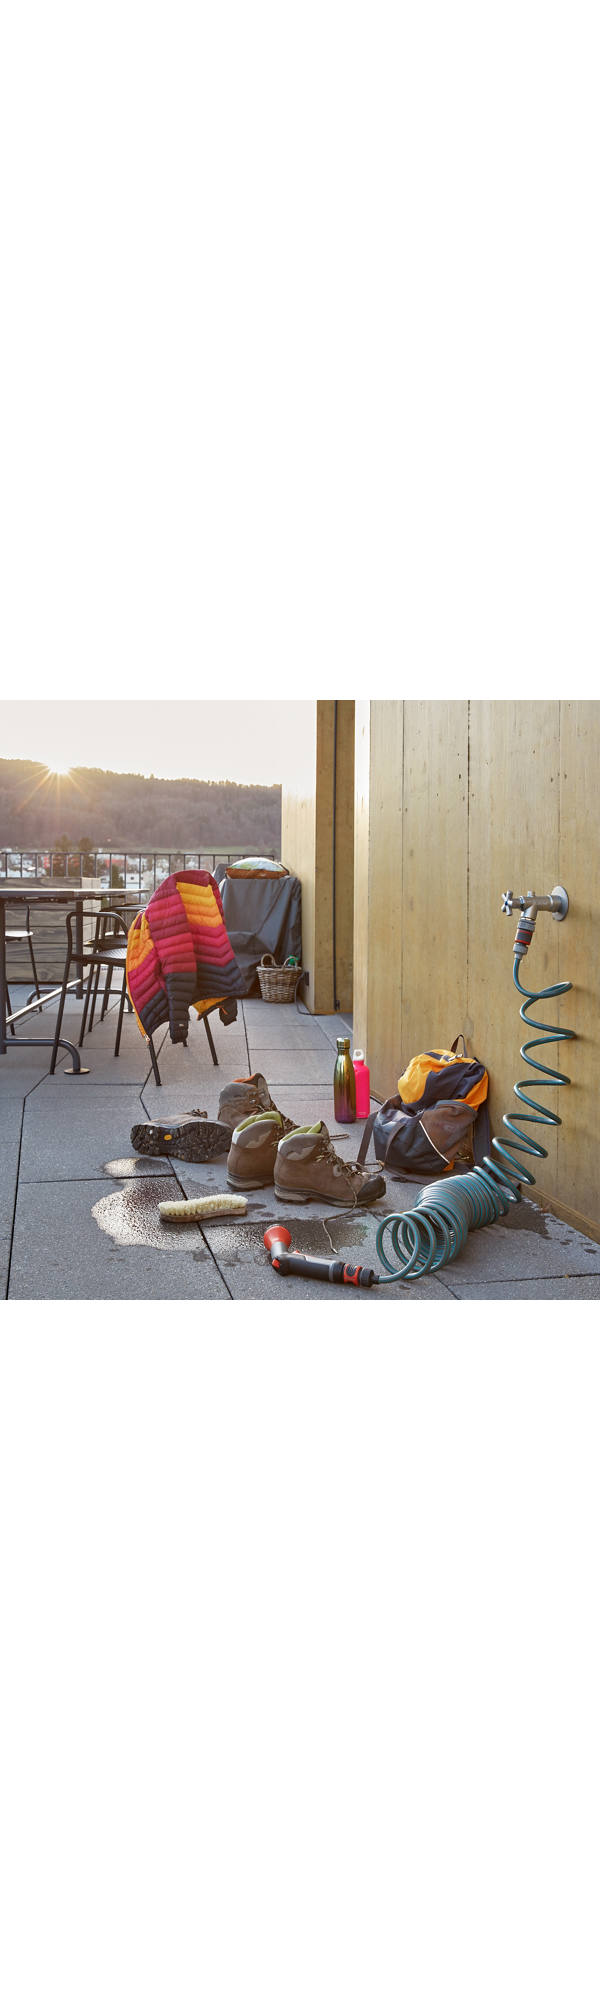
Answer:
126 870 245 1044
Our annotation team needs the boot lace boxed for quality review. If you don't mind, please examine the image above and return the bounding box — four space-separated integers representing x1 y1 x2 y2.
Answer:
314 1131 371 1195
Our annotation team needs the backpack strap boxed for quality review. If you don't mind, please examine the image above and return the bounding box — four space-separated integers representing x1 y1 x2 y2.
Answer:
451 1033 468 1056
357 1101 409 1168
356 1107 381 1166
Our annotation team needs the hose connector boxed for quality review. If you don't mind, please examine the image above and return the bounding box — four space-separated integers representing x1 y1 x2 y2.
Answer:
513 914 536 958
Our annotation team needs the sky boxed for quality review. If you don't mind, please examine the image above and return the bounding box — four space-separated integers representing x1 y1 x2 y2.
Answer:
0 700 311 786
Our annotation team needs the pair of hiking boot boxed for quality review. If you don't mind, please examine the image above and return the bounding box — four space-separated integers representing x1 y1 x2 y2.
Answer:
131 1072 385 1208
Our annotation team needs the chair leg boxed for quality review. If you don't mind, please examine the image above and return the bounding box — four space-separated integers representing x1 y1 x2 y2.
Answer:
27 932 43 1014
148 1035 161 1086
50 953 72 1074
87 961 102 1034
114 974 127 1057
100 964 113 1020
79 964 95 1046
203 1013 219 1066
8 985 15 1035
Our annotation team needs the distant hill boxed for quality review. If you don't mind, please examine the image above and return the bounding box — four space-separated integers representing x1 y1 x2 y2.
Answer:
0 759 281 856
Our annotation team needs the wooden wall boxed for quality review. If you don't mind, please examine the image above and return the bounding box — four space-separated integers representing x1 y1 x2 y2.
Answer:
280 703 318 1003
281 700 354 1013
354 700 599 1238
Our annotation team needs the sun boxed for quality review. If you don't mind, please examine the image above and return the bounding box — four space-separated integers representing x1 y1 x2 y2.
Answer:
47 759 72 777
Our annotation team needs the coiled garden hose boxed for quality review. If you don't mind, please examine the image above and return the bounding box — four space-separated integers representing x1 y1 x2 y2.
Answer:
375 912 575 1284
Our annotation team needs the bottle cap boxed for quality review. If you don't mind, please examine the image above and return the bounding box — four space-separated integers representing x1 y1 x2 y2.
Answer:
353 1049 364 1062
336 1036 351 1053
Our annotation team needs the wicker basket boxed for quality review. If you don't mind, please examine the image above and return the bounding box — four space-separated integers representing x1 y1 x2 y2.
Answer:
257 953 301 1003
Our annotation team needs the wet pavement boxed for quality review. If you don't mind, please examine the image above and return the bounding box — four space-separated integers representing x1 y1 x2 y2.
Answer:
2 988 599 1301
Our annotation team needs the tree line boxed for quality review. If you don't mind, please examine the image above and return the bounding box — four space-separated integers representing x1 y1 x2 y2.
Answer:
0 760 282 856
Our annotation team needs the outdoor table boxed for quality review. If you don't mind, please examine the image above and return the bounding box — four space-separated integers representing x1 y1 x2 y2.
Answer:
0 884 94 1074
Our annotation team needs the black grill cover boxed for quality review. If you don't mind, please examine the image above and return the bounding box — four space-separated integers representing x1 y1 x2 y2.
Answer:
214 869 302 996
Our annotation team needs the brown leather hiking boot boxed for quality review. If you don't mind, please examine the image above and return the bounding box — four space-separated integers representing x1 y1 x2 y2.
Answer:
218 1072 295 1135
274 1121 387 1207
227 1110 286 1190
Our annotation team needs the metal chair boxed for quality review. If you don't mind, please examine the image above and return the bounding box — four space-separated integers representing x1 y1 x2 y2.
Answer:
50 908 130 1073
78 908 131 1052
6 902 43 1034
145 998 238 1086
50 906 237 1081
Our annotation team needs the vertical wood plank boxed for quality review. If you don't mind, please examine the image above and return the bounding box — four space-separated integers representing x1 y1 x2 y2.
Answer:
468 700 561 1196
353 700 371 1055
314 701 355 1013
400 701 469 1069
280 705 317 1009
559 700 600 1225
366 700 404 1097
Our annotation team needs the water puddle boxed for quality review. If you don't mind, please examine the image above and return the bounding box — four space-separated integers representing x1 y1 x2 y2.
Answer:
92 1178 206 1253
203 1211 372 1268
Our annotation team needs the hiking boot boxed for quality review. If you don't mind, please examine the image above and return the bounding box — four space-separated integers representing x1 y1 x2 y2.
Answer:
218 1071 294 1135
274 1121 387 1207
130 1114 231 1163
227 1110 287 1190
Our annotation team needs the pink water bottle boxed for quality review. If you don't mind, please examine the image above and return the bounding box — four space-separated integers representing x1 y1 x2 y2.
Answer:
352 1049 370 1117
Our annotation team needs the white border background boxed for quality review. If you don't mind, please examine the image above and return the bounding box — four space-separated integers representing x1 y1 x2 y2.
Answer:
1 1 598 1992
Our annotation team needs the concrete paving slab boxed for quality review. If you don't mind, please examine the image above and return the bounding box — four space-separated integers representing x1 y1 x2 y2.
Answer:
444 1277 600 1300
427 1202 600 1284
169 1162 449 1300
154 1040 250 1088
1 1052 54 1089
239 1010 331 1050
48 1039 154 1084
170 1159 600 1297
0 1097 23 1297
244 1048 337 1085
8 1176 229 1300
309 1012 353 1048
19 1086 176 1185
188 1212 450 1303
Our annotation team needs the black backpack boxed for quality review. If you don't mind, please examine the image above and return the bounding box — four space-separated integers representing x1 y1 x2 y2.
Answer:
357 1036 491 1181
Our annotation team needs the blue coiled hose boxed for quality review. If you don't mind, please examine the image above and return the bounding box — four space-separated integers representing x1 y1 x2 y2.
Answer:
375 955 575 1283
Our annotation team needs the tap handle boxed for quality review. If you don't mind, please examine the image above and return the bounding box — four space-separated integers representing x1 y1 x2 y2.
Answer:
501 890 513 914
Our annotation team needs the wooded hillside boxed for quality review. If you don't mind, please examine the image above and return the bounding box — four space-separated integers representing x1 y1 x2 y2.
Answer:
0 760 281 854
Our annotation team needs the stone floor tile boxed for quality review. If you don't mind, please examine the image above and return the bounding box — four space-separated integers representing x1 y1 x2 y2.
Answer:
19 1085 175 1185
239 1010 331 1049
8 1175 229 1300
244 1048 336 1084
443 1276 600 1300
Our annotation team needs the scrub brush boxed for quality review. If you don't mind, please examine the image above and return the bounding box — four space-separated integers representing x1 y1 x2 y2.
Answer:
159 1193 248 1223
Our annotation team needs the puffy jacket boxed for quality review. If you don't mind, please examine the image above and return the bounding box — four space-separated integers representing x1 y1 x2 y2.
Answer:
126 870 245 1043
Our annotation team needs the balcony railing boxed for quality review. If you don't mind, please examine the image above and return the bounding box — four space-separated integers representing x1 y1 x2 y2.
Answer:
1 846 276 892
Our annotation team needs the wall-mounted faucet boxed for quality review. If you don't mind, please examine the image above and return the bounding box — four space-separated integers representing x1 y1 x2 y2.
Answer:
501 886 569 957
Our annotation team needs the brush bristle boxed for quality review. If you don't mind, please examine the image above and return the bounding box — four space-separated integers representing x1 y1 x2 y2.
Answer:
159 1194 248 1222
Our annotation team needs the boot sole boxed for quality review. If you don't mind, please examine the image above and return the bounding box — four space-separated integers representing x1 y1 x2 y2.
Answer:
227 1171 274 1191
274 1182 386 1207
131 1121 231 1162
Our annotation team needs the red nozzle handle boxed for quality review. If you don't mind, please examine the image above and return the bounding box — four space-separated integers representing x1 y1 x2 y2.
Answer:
264 1225 292 1256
